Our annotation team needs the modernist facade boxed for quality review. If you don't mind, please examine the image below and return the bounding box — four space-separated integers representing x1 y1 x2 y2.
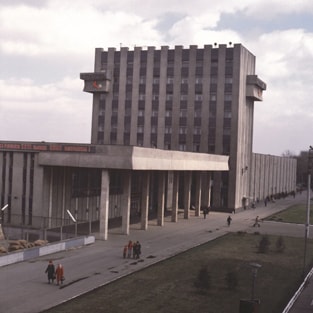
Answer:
0 142 228 240
0 44 297 240
80 44 267 211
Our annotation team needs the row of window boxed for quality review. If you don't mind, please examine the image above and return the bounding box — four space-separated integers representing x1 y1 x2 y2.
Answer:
98 134 230 154
122 76 233 85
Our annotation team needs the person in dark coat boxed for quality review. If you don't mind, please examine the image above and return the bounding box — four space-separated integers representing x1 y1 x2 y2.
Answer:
45 260 55 284
227 215 232 226
135 241 141 259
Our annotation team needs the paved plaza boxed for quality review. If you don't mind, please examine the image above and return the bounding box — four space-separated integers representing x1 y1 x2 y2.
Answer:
0 192 311 313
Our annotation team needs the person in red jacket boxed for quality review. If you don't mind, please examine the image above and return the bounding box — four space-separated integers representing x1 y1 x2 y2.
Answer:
55 264 64 285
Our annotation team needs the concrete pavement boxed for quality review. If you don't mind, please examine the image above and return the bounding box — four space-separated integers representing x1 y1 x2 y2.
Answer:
0 192 310 313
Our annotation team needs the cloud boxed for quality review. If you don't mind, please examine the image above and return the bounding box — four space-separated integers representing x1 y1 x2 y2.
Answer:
0 2 162 57
1 0 313 155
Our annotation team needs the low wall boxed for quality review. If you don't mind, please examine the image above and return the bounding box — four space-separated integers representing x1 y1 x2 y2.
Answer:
0 236 95 267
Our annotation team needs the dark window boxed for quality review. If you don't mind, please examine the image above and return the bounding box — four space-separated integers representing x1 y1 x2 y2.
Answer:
196 49 204 60
101 52 108 66
195 67 203 76
110 171 123 194
181 67 189 76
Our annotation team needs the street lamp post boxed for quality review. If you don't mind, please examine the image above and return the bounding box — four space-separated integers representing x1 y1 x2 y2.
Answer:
250 262 262 301
303 146 313 276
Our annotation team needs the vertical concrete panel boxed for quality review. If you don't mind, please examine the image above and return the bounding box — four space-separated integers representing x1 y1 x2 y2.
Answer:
157 171 165 226
121 170 131 235
171 171 179 222
144 47 154 147
194 171 202 217
184 171 191 219
200 45 211 153
141 171 150 230
186 45 196 150
99 170 109 240
130 47 141 145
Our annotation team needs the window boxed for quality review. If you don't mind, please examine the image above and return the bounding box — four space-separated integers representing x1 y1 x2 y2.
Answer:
179 144 186 151
126 77 132 84
195 94 203 101
193 127 201 135
225 77 233 84
138 110 144 116
225 94 232 101
152 94 159 101
179 127 187 134
165 126 172 134
180 109 187 117
166 94 173 101
139 94 145 100
195 77 202 84
193 144 200 152
139 76 145 84
194 109 202 118
224 111 232 118
72 169 101 197
167 77 174 84
153 77 159 84
152 110 158 117
210 94 217 101
165 110 172 117
180 95 188 101
211 76 217 84
137 126 144 133
181 78 188 84
151 126 157 133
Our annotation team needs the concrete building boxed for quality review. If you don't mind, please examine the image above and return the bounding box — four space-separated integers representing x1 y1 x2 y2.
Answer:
0 141 228 240
0 43 297 240
80 44 267 211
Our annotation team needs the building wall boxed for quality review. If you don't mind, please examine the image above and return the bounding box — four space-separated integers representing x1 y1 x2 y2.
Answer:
88 44 264 211
0 151 44 225
250 153 297 203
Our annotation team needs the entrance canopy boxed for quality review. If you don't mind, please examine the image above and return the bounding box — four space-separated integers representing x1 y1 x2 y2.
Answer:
38 145 229 171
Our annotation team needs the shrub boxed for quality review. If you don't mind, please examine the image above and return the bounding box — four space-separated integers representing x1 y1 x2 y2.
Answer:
225 270 238 290
276 236 286 253
258 235 271 253
195 265 211 291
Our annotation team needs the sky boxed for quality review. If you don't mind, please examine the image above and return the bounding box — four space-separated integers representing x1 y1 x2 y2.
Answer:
0 0 313 156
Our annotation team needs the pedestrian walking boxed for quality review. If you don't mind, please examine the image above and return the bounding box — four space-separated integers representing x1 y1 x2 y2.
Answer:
203 206 209 219
132 241 137 259
45 260 55 284
123 244 128 259
127 240 133 258
134 241 141 259
253 216 261 227
227 215 232 226
55 264 65 285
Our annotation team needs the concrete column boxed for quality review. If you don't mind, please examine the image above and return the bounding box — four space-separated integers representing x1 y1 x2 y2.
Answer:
171 171 179 222
157 171 165 226
184 171 191 219
194 172 202 217
121 170 131 235
202 172 211 208
99 170 109 240
141 171 150 230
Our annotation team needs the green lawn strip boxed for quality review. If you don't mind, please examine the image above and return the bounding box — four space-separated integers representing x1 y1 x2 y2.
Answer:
42 232 313 313
266 203 313 224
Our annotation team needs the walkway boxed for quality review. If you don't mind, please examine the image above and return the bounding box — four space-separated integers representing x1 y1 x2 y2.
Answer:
0 193 310 313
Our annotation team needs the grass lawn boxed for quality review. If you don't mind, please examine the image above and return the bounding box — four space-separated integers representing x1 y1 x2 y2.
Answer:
42 232 313 313
266 203 313 224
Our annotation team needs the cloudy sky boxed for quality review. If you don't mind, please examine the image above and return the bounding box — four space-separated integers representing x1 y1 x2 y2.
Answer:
0 0 313 156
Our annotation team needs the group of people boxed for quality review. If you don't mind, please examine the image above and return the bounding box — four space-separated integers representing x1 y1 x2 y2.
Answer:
123 240 141 259
45 260 65 285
